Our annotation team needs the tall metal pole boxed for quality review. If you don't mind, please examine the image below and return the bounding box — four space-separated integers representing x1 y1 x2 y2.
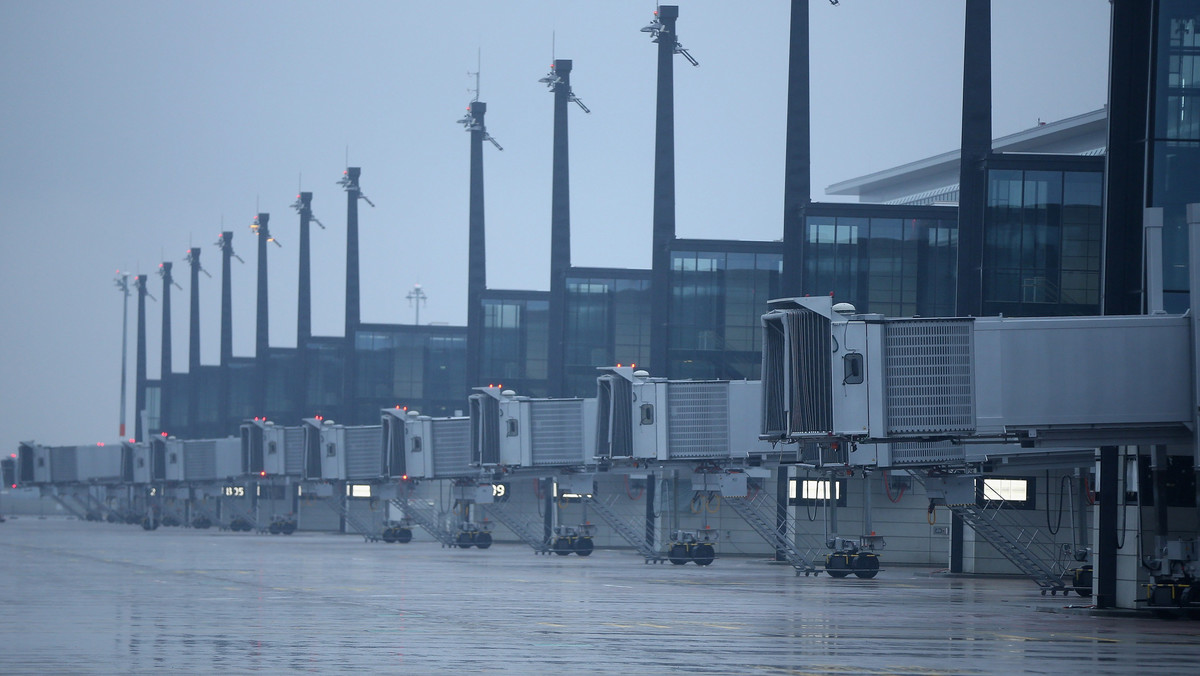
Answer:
115 273 131 438
781 0 811 296
648 6 679 377
134 274 149 442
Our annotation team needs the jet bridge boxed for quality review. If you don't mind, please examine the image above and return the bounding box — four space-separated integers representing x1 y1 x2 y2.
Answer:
595 368 775 464
760 296 1192 452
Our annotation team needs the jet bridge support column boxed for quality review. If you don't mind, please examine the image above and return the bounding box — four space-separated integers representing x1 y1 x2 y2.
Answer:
645 472 656 550
1189 205 1200 523
775 467 788 562
543 478 553 545
1097 445 1119 609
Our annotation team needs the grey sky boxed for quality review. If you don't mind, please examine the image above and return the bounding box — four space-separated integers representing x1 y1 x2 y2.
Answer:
0 1 1110 451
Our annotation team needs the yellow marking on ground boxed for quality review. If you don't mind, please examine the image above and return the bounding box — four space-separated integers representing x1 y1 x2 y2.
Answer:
700 622 743 630
537 622 567 628
638 622 672 629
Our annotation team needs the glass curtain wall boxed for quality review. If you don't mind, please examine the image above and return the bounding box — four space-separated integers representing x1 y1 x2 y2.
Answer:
1151 2 1200 312
668 246 782 380
355 327 468 418
481 294 549 397
564 272 651 397
984 169 1103 316
803 214 958 317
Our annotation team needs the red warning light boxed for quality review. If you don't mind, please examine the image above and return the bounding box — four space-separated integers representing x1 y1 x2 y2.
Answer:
128 439 135 443
98 442 105 447
401 474 409 481
161 431 168 437
259 471 266 477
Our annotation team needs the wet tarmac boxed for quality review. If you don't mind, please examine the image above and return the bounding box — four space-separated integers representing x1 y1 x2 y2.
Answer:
2 518 1198 674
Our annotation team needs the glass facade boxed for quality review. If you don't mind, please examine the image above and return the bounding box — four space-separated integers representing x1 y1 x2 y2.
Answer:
668 243 782 380
803 209 958 318
564 270 651 397
1151 2 1200 312
354 326 468 418
480 292 549 397
984 168 1104 316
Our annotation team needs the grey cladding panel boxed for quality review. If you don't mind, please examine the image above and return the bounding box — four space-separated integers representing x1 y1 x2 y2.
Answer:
284 427 305 476
884 320 975 434
667 382 729 459
50 446 78 483
531 400 585 466
430 419 471 478
344 425 383 480
184 440 217 481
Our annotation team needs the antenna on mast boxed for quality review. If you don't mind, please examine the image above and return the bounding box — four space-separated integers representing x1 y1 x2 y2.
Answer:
642 6 700 66
216 232 244 264
184 248 212 278
338 168 376 207
251 213 282 247
291 193 326 229
539 55 592 114
458 52 505 151
158 261 182 290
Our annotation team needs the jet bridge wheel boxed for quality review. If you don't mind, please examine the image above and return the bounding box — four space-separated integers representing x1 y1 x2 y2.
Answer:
474 532 493 549
574 537 594 557
554 537 573 556
852 553 879 579
192 516 212 529
668 543 690 565
394 527 412 543
824 552 852 578
141 517 159 531
456 531 476 548
381 527 397 543
691 543 715 566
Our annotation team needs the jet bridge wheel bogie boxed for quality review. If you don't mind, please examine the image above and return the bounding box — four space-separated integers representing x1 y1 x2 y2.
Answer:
824 552 852 578
668 543 690 565
691 542 715 566
574 537 594 557
852 553 879 579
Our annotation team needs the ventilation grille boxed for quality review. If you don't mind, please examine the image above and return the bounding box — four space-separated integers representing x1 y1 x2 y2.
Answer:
184 440 217 481
50 446 78 483
889 440 966 466
430 419 471 478
531 400 585 466
596 375 633 458
344 425 383 480
884 320 976 434
667 382 729 459
284 427 305 476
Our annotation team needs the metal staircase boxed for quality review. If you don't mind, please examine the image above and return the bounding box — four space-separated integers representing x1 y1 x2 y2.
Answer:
82 492 122 522
482 502 550 553
724 492 823 575
389 498 457 547
324 496 380 542
583 495 664 563
48 489 88 520
224 501 264 533
912 471 1068 593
